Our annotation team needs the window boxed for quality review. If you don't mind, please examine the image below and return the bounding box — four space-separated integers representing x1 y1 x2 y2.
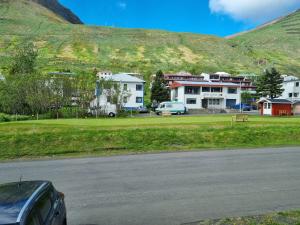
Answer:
268 103 271 109
123 84 128 91
296 82 299 87
208 99 220 105
294 93 299 97
289 93 293 98
123 97 128 103
26 210 41 225
165 104 172 108
228 88 237 94
202 87 210 92
185 86 200 95
36 191 53 223
211 87 222 93
175 88 178 98
186 98 197 104
107 95 111 103
136 97 143 103
136 84 143 91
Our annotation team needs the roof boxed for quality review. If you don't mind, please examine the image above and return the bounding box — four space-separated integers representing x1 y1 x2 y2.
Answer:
0 181 49 224
103 73 145 83
171 81 240 88
257 98 292 104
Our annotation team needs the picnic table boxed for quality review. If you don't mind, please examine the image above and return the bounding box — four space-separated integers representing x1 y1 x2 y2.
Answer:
232 114 249 122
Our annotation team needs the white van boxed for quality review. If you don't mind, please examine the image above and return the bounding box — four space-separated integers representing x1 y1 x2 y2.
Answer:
155 102 187 115
90 103 117 117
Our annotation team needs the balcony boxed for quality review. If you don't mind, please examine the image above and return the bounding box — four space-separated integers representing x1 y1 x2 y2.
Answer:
202 93 224 98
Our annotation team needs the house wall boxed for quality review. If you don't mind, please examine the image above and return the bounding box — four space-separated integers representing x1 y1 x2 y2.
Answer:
281 80 300 100
91 82 144 110
293 104 300 115
171 86 241 110
121 82 144 109
272 103 292 116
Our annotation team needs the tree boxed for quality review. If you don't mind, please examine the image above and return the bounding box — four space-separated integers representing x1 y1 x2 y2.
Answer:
0 42 38 116
9 42 38 76
150 70 169 104
256 67 284 99
25 74 51 120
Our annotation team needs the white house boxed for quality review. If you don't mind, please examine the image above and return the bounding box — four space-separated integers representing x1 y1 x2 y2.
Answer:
280 75 300 101
91 73 145 111
170 81 241 110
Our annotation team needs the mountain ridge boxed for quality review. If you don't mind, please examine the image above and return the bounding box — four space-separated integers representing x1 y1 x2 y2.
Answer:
29 0 83 24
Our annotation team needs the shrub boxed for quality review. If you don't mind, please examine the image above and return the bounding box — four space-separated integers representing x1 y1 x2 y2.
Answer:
0 113 30 122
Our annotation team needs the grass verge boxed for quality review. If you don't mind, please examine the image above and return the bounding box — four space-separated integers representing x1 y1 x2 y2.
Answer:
186 210 300 225
0 115 300 160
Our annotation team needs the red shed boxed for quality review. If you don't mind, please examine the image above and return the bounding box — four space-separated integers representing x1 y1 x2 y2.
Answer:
257 98 293 116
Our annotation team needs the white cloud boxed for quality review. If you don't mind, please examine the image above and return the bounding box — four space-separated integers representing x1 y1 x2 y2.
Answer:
117 2 127 10
209 0 300 23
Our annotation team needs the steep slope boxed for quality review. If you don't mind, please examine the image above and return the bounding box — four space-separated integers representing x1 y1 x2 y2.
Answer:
30 0 83 24
0 0 298 79
230 9 300 74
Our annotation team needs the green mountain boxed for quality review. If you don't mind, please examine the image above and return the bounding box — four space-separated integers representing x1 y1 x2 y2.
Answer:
0 0 299 80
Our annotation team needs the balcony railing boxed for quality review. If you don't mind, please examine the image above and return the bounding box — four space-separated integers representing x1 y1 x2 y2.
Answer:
202 93 224 98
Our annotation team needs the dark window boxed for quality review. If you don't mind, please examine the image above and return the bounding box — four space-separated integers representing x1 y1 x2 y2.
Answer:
202 87 210 92
136 84 143 91
107 96 111 103
228 88 237 94
296 82 299 87
211 87 222 92
136 97 143 103
185 86 200 94
26 210 41 225
186 98 197 104
289 93 293 98
123 97 128 103
175 88 178 97
36 191 53 223
123 84 128 91
294 93 299 97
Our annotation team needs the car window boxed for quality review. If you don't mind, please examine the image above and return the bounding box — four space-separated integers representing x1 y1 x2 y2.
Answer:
26 210 41 225
36 191 53 223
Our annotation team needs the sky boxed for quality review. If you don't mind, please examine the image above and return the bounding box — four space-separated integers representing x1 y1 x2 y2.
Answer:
59 0 300 37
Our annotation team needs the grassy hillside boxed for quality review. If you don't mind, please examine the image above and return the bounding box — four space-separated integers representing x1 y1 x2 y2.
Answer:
230 10 300 75
0 0 299 80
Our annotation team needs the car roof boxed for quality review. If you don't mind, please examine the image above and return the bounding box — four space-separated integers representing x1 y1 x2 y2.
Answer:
0 181 50 225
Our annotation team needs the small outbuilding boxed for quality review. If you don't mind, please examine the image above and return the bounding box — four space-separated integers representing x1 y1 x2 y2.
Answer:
293 101 300 115
257 98 293 116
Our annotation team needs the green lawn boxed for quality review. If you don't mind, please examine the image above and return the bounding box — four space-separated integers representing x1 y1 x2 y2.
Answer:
188 210 300 225
1 115 300 160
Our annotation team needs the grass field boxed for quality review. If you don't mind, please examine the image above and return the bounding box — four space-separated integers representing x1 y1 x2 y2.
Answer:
1 115 300 160
189 210 300 225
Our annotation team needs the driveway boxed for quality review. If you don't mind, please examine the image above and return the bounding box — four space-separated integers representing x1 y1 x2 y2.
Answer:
1 147 300 225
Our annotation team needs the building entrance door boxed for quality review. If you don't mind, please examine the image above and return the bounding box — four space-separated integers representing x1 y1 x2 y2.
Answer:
202 99 208 109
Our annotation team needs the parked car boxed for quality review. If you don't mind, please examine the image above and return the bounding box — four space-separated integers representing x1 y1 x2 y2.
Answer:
0 180 67 225
232 103 252 111
137 106 149 113
155 101 187 115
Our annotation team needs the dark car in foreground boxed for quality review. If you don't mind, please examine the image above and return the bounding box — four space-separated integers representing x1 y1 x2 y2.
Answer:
0 181 66 225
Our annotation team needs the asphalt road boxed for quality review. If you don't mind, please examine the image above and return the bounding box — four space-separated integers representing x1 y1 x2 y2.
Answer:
1 147 300 225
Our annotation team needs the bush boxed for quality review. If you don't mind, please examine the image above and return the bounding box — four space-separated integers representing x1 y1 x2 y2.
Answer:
0 113 30 122
0 113 11 122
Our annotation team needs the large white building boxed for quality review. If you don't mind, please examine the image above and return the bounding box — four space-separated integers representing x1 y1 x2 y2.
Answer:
91 73 145 111
170 81 241 110
280 75 300 101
